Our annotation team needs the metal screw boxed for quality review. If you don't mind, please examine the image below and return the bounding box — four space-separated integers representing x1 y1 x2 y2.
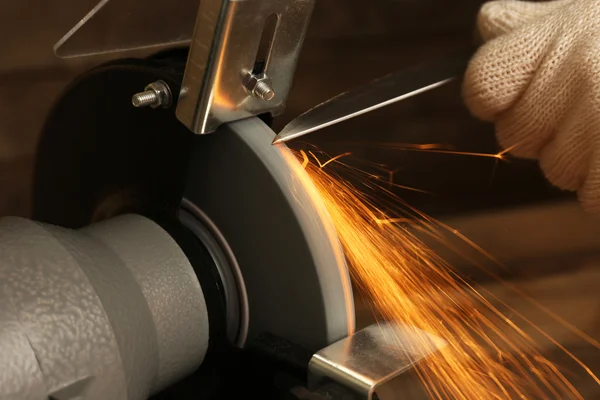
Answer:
244 73 276 101
132 80 172 109
253 80 275 101
132 91 159 107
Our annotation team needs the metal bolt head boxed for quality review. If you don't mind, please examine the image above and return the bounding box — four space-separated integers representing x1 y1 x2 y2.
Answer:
244 74 275 101
132 80 172 109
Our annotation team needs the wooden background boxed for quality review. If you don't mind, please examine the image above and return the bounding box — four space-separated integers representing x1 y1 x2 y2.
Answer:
0 0 598 397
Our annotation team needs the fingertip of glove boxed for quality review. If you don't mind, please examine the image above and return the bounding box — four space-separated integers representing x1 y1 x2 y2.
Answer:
477 0 568 41
461 25 552 123
461 51 503 121
578 192 600 215
579 169 600 215
477 0 527 41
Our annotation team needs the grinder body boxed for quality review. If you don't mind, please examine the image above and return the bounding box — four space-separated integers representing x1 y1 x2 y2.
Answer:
0 215 209 400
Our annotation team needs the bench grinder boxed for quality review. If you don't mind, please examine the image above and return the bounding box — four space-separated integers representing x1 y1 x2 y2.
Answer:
0 1 446 399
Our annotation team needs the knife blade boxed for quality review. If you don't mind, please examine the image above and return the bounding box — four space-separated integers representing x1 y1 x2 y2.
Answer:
272 48 475 145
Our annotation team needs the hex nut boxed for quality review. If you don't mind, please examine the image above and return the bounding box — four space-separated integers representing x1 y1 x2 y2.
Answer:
144 80 172 108
244 74 275 101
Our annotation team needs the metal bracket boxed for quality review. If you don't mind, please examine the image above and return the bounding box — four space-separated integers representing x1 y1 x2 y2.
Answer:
308 323 447 400
176 0 315 135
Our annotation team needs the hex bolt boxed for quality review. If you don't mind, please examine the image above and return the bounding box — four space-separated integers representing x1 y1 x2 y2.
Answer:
132 80 172 109
244 74 276 101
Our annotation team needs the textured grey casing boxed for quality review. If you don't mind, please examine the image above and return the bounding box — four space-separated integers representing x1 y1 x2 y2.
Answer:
0 214 209 400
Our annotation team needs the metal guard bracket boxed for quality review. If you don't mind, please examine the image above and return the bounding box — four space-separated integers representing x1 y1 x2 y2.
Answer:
308 323 447 400
176 0 315 135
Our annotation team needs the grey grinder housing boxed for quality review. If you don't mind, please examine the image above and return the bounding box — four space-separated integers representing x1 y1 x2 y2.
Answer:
0 214 209 400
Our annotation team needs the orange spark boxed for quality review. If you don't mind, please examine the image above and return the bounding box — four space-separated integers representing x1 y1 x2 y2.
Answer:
380 146 510 160
281 148 598 399
320 152 352 168
338 141 457 151
347 141 519 161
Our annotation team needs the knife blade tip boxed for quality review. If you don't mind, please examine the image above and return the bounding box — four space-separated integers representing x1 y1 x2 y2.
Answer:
271 135 287 145
272 129 297 145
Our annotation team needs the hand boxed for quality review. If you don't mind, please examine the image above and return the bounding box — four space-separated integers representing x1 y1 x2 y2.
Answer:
463 0 600 212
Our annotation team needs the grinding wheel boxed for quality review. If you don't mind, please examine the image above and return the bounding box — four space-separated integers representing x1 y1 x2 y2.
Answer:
32 55 355 353
184 117 355 351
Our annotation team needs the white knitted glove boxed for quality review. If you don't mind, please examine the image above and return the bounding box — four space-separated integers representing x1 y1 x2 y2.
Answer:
463 0 600 212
